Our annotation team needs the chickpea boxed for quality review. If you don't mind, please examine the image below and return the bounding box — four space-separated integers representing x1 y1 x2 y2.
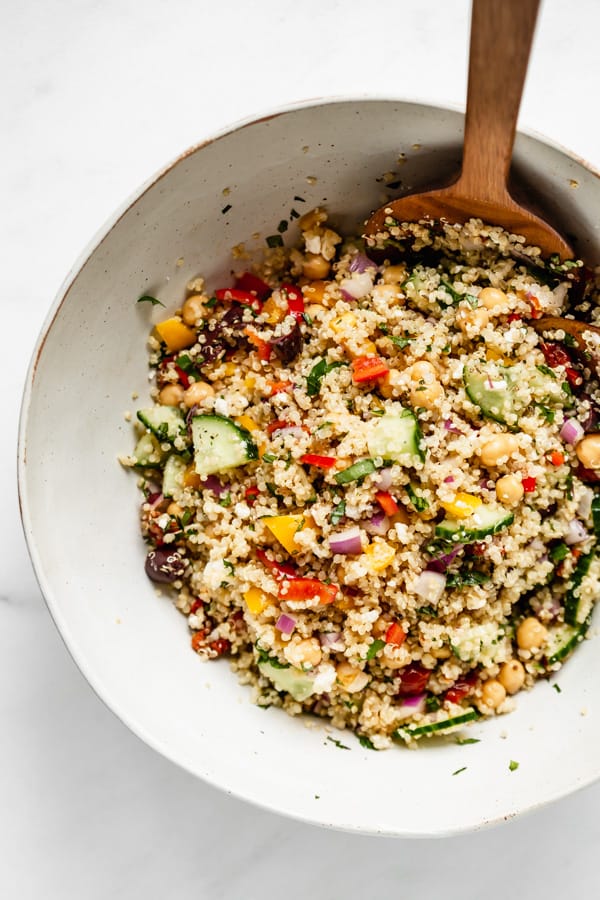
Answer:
336 661 370 693
495 474 524 505
409 360 436 382
480 678 507 710
167 501 184 518
456 306 489 334
302 280 329 306
478 286 510 312
409 379 443 411
576 434 600 470
302 253 330 280
517 617 548 651
298 207 326 231
182 294 209 326
158 383 185 406
284 638 322 670
183 381 215 408
498 659 526 694
372 283 404 306
480 433 519 467
382 264 407 285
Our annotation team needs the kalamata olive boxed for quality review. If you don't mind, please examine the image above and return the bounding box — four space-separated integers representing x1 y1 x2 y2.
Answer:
196 324 226 366
145 546 185 583
270 319 303 363
219 306 251 350
579 394 600 433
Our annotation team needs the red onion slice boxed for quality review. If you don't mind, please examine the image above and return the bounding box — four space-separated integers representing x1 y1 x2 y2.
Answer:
413 570 446 603
376 467 393 491
201 474 229 496
348 252 377 274
328 526 363 555
276 614 296 635
565 519 589 545
363 512 390 536
560 418 584 445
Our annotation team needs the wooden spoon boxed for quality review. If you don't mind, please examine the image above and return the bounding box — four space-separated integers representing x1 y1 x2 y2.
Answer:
532 317 600 375
364 0 573 260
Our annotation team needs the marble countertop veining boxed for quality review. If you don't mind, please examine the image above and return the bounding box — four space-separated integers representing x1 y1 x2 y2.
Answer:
4 0 600 896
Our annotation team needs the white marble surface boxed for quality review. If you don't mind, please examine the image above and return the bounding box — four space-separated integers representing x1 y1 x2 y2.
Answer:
4 0 600 896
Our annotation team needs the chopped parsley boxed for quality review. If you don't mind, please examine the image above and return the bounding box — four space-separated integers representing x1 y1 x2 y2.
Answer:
302 312 313 326
358 735 378 750
327 736 350 750
262 453 277 464
218 493 232 507
452 767 467 776
277 219 288 234
137 295 165 307
553 683 562 694
562 380 573 397
266 234 284 248
390 335 413 349
456 737 480 745
509 759 519 772
417 605 438 618
550 542 569 563
330 499 346 526
564 332 577 348
179 509 193 527
221 203 232 214
366 639 385 660
335 458 377 485
204 296 217 309
265 482 283 499
446 570 491 588
223 560 235 575
536 364 556 379
306 358 348 396
255 642 289 668
536 404 555 424
425 696 441 712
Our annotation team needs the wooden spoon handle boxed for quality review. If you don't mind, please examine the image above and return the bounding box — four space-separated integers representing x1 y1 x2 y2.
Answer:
456 0 540 203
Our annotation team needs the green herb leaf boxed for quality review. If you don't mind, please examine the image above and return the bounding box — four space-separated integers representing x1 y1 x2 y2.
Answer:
452 766 467 776
552 683 562 694
335 459 377 485
137 295 165 307
536 364 556 379
219 493 232 507
262 453 277 464
302 312 313 326
205 296 217 309
455 737 480 745
180 509 193 527
417 605 438 618
390 335 412 349
406 483 429 511
366 639 385 660
266 234 284 248
564 332 577 348
509 759 519 772
223 559 234 574
277 219 288 234
425 696 441 712
265 482 283 500
446 570 491 588
358 735 378 750
327 736 351 750
562 380 573 397
330 499 346 526
549 542 569 563
306 358 348 397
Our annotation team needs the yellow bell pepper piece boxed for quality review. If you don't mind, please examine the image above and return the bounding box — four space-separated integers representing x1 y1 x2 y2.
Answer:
235 415 259 432
263 514 314 554
262 296 286 325
223 361 237 376
363 539 396 573
440 492 482 519
154 317 196 352
244 587 269 615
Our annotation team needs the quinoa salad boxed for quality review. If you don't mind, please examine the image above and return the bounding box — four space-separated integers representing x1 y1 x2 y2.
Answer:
121 209 600 749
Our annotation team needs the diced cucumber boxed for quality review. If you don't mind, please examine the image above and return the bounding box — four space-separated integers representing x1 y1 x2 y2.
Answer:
162 454 187 498
592 494 600 537
334 458 377 484
564 551 595 626
137 405 188 444
191 414 258 476
546 616 591 666
436 504 514 542
367 407 424 463
394 708 479 740
131 432 166 468
463 364 518 424
258 660 315 702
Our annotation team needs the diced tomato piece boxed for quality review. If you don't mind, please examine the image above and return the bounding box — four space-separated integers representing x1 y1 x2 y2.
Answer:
280 282 305 320
234 272 272 300
527 294 543 319
268 380 293 396
375 491 399 516
173 364 190 388
278 578 338 605
540 342 571 369
522 476 537 493
189 599 205 614
385 622 406 646
299 453 337 469
445 671 478 704
244 486 260 506
209 638 231 656
549 451 565 467
215 288 262 312
572 547 584 561
191 629 209 651
256 549 297 579
565 366 583 389
507 313 522 323
397 663 431 697
351 355 390 383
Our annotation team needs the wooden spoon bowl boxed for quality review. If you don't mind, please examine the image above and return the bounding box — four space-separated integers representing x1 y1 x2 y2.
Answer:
364 0 573 260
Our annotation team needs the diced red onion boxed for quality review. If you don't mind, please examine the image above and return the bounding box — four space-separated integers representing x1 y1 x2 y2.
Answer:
560 418 584 445
396 692 426 718
147 492 164 509
443 476 455 484
427 545 462 573
276 614 296 635
444 419 463 435
348 252 377 274
363 512 390 536
376 467 393 490
565 519 589 545
400 691 426 708
328 526 363 555
201 475 228 496
319 631 344 647
413 570 446 603
340 271 374 300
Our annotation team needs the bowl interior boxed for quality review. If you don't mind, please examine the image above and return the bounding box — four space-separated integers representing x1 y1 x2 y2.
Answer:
20 99 600 836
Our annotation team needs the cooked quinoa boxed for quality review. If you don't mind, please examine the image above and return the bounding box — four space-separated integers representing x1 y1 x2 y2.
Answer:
122 209 600 749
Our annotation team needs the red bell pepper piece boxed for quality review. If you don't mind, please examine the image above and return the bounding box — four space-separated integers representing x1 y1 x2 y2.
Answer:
549 451 565 467
375 491 399 517
522 476 537 493
351 355 390 383
280 282 305 321
234 272 271 300
299 453 337 470
445 671 478 704
244 327 272 361
256 549 297 579
244 486 260 506
397 663 431 697
385 622 406 646
540 342 571 369
215 287 262 312
278 578 338 605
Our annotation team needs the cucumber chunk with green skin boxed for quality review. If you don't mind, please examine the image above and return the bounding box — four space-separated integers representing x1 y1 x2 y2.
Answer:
334 458 377 484
393 708 479 740
131 432 166 467
564 551 595 626
367 407 425 463
463 365 517 424
191 414 258 476
162 454 187 497
137 406 188 444
592 495 600 538
435 504 514 542
258 660 315 702
546 616 591 665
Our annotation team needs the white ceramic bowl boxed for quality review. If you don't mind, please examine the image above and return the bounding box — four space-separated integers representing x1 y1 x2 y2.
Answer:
19 98 600 836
